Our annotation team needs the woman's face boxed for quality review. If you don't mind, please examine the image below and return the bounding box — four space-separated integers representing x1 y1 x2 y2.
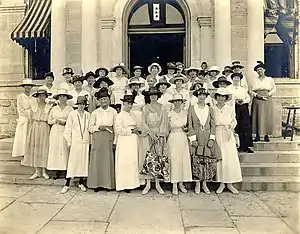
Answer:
209 71 217 77
177 65 184 73
197 94 207 102
86 76 95 85
130 84 140 91
58 95 68 103
189 70 197 78
159 84 167 93
64 73 72 82
218 82 227 88
100 81 108 88
175 79 183 87
78 103 85 111
99 96 110 107
167 69 175 75
99 70 106 77
173 100 182 108
115 68 123 76
74 81 83 89
147 77 156 87
216 94 226 103
45 76 54 84
38 94 47 102
256 67 265 76
123 101 133 112
149 94 158 102
201 63 208 70
194 83 202 91
232 76 241 86
134 69 142 77
150 66 159 75
23 85 33 92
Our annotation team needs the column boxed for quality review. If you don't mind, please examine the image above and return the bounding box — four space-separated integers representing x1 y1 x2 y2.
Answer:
214 0 231 68
197 17 213 66
101 17 116 68
51 0 66 86
247 0 264 85
81 0 98 73
297 0 300 78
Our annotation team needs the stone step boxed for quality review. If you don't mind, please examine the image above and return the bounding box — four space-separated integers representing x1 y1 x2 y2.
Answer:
253 140 300 151
0 161 34 175
239 151 300 163
241 163 300 176
0 150 21 162
0 138 13 151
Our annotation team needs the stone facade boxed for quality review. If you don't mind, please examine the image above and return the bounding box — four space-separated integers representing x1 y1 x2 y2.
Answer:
0 0 299 138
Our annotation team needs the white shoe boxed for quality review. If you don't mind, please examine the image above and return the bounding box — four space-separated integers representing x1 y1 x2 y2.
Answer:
142 185 151 195
61 186 69 194
29 173 39 180
195 182 200 194
202 184 211 194
227 184 239 194
172 188 179 195
78 184 87 192
216 183 225 194
42 173 50 180
155 184 165 195
179 184 187 193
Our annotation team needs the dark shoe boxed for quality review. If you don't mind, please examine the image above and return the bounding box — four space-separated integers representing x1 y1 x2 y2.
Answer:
237 147 243 152
253 135 260 142
53 171 61 180
94 187 101 193
264 135 270 142
124 189 131 193
244 148 254 153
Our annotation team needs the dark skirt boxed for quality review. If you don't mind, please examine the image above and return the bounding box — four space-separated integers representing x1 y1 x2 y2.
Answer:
87 129 115 189
235 103 253 149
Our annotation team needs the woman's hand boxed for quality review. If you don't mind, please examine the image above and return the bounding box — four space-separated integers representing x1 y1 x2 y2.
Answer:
149 132 158 141
191 140 198 147
98 125 106 131
182 126 188 132
207 139 214 148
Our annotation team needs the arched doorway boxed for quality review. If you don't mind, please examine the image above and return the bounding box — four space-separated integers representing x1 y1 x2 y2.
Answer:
123 0 190 75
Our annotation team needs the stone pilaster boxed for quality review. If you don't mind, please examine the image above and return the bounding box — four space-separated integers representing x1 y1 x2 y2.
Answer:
100 17 116 68
197 16 213 66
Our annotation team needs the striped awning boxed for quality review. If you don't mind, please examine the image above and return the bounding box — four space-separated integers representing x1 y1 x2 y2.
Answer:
11 0 51 48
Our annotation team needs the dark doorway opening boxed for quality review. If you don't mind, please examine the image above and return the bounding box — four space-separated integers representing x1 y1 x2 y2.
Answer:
129 33 184 77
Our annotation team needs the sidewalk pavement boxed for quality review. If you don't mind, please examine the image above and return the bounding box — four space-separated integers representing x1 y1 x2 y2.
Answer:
0 184 298 234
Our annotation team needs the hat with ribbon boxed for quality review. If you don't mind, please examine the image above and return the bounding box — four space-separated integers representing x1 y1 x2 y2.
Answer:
155 76 172 88
231 72 243 80
93 76 114 88
185 66 200 75
71 75 85 84
142 87 162 97
222 66 233 75
85 71 96 79
175 62 184 67
44 72 54 79
148 62 162 74
166 62 179 71
212 76 232 88
20 79 36 87
168 93 186 103
75 95 88 106
128 77 142 86
193 87 210 97
169 74 188 84
120 92 136 104
212 87 232 101
110 63 130 75
62 67 74 76
32 87 52 98
95 87 110 99
208 66 221 74
254 61 265 71
132 65 143 72
95 67 109 77
231 61 244 69
53 89 73 100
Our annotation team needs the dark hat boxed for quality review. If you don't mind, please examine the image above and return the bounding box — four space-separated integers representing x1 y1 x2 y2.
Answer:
62 67 74 76
120 94 136 103
231 61 244 69
201 61 208 65
45 72 54 79
254 61 265 71
110 104 122 111
111 63 130 75
167 62 179 70
95 67 109 77
175 62 184 67
85 71 96 79
75 96 88 106
93 76 114 88
198 70 207 77
72 75 85 84
185 66 200 75
231 72 243 79
95 87 110 99
212 76 232 88
193 88 210 97
190 79 204 91
133 66 143 71
155 76 171 88
222 66 233 75
32 87 52 98
143 87 162 97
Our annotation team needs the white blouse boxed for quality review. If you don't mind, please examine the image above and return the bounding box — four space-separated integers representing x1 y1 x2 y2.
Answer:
68 89 91 107
251 76 276 96
228 85 250 104
88 106 117 133
193 104 209 126
16 93 35 118
158 91 173 112
48 105 73 125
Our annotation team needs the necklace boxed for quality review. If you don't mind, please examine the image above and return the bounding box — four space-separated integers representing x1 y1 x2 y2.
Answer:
77 111 86 139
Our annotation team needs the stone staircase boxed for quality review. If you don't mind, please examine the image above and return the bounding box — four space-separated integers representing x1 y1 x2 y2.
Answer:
0 137 299 191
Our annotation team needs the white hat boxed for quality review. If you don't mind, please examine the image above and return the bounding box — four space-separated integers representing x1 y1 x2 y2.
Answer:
208 66 221 74
168 93 187 103
20 79 36 87
212 87 232 101
32 87 52 98
128 77 142 86
169 74 188 84
53 89 73 100
148 63 162 74
185 66 200 74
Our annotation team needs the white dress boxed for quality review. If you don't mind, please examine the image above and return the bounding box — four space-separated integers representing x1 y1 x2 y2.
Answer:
64 110 90 178
58 82 75 92
68 89 91 107
47 105 73 170
158 91 173 112
111 76 128 104
114 110 140 191
167 110 192 183
212 105 242 183
131 92 145 128
170 88 190 111
12 93 35 157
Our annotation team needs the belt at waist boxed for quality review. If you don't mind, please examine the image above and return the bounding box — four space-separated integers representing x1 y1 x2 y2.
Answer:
171 128 184 133
33 120 48 123
254 89 269 95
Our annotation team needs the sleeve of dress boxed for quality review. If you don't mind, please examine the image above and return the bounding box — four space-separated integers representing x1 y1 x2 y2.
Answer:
141 106 150 136
17 95 31 118
187 107 196 142
114 114 132 136
64 113 73 147
243 90 251 104
183 91 190 111
230 106 237 130
268 78 276 96
158 105 169 137
48 108 56 125
113 110 117 144
209 107 216 140
88 111 98 133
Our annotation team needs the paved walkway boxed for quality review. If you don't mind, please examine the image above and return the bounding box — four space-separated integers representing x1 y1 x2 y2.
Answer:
0 184 298 234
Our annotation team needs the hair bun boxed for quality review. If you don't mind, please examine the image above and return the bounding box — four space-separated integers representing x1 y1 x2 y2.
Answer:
257 61 264 64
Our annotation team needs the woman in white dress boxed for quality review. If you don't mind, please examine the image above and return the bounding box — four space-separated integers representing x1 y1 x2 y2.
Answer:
207 66 221 91
169 74 190 111
115 94 140 192
47 90 73 179
68 75 90 107
40 72 57 105
110 63 129 105
22 88 53 180
156 77 173 112
167 93 192 195
185 67 200 91
58 67 75 92
211 88 242 194
12 79 36 157
61 96 90 194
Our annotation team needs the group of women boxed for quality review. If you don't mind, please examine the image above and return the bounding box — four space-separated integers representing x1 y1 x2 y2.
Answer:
11 60 276 195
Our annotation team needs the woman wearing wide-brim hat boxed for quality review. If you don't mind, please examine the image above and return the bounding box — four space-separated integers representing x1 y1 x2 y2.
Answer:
228 61 249 91
163 62 178 89
156 77 173 112
167 93 192 195
110 63 129 105
47 90 74 179
185 66 200 91
59 67 75 91
207 66 221 90
115 93 140 193
249 61 276 142
22 87 53 180
139 87 169 195
228 73 253 153
169 74 190 111
189 79 212 107
95 67 109 78
12 79 36 158
68 75 90 108
212 76 232 88
131 66 148 91
211 87 242 194
188 88 221 194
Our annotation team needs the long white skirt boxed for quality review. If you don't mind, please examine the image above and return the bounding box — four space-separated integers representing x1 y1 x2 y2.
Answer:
47 124 69 170
12 116 29 157
167 131 192 183
216 126 242 183
115 135 140 191
66 141 89 178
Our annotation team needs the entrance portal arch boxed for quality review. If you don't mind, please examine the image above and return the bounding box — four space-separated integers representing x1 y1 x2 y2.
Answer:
122 0 191 74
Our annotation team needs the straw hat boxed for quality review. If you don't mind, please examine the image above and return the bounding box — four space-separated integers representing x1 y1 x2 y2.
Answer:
128 77 142 86
212 87 232 101
53 89 73 100
193 88 210 97
155 76 171 88
185 66 200 75
62 67 74 76
231 61 244 69
111 63 130 75
168 93 186 103
20 79 36 87
32 87 52 98
169 74 188 84
208 66 221 74
148 63 162 74
132 65 143 71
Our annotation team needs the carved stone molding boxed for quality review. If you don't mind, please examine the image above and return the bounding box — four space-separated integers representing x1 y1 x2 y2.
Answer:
101 17 116 30
197 16 212 27
0 4 26 13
